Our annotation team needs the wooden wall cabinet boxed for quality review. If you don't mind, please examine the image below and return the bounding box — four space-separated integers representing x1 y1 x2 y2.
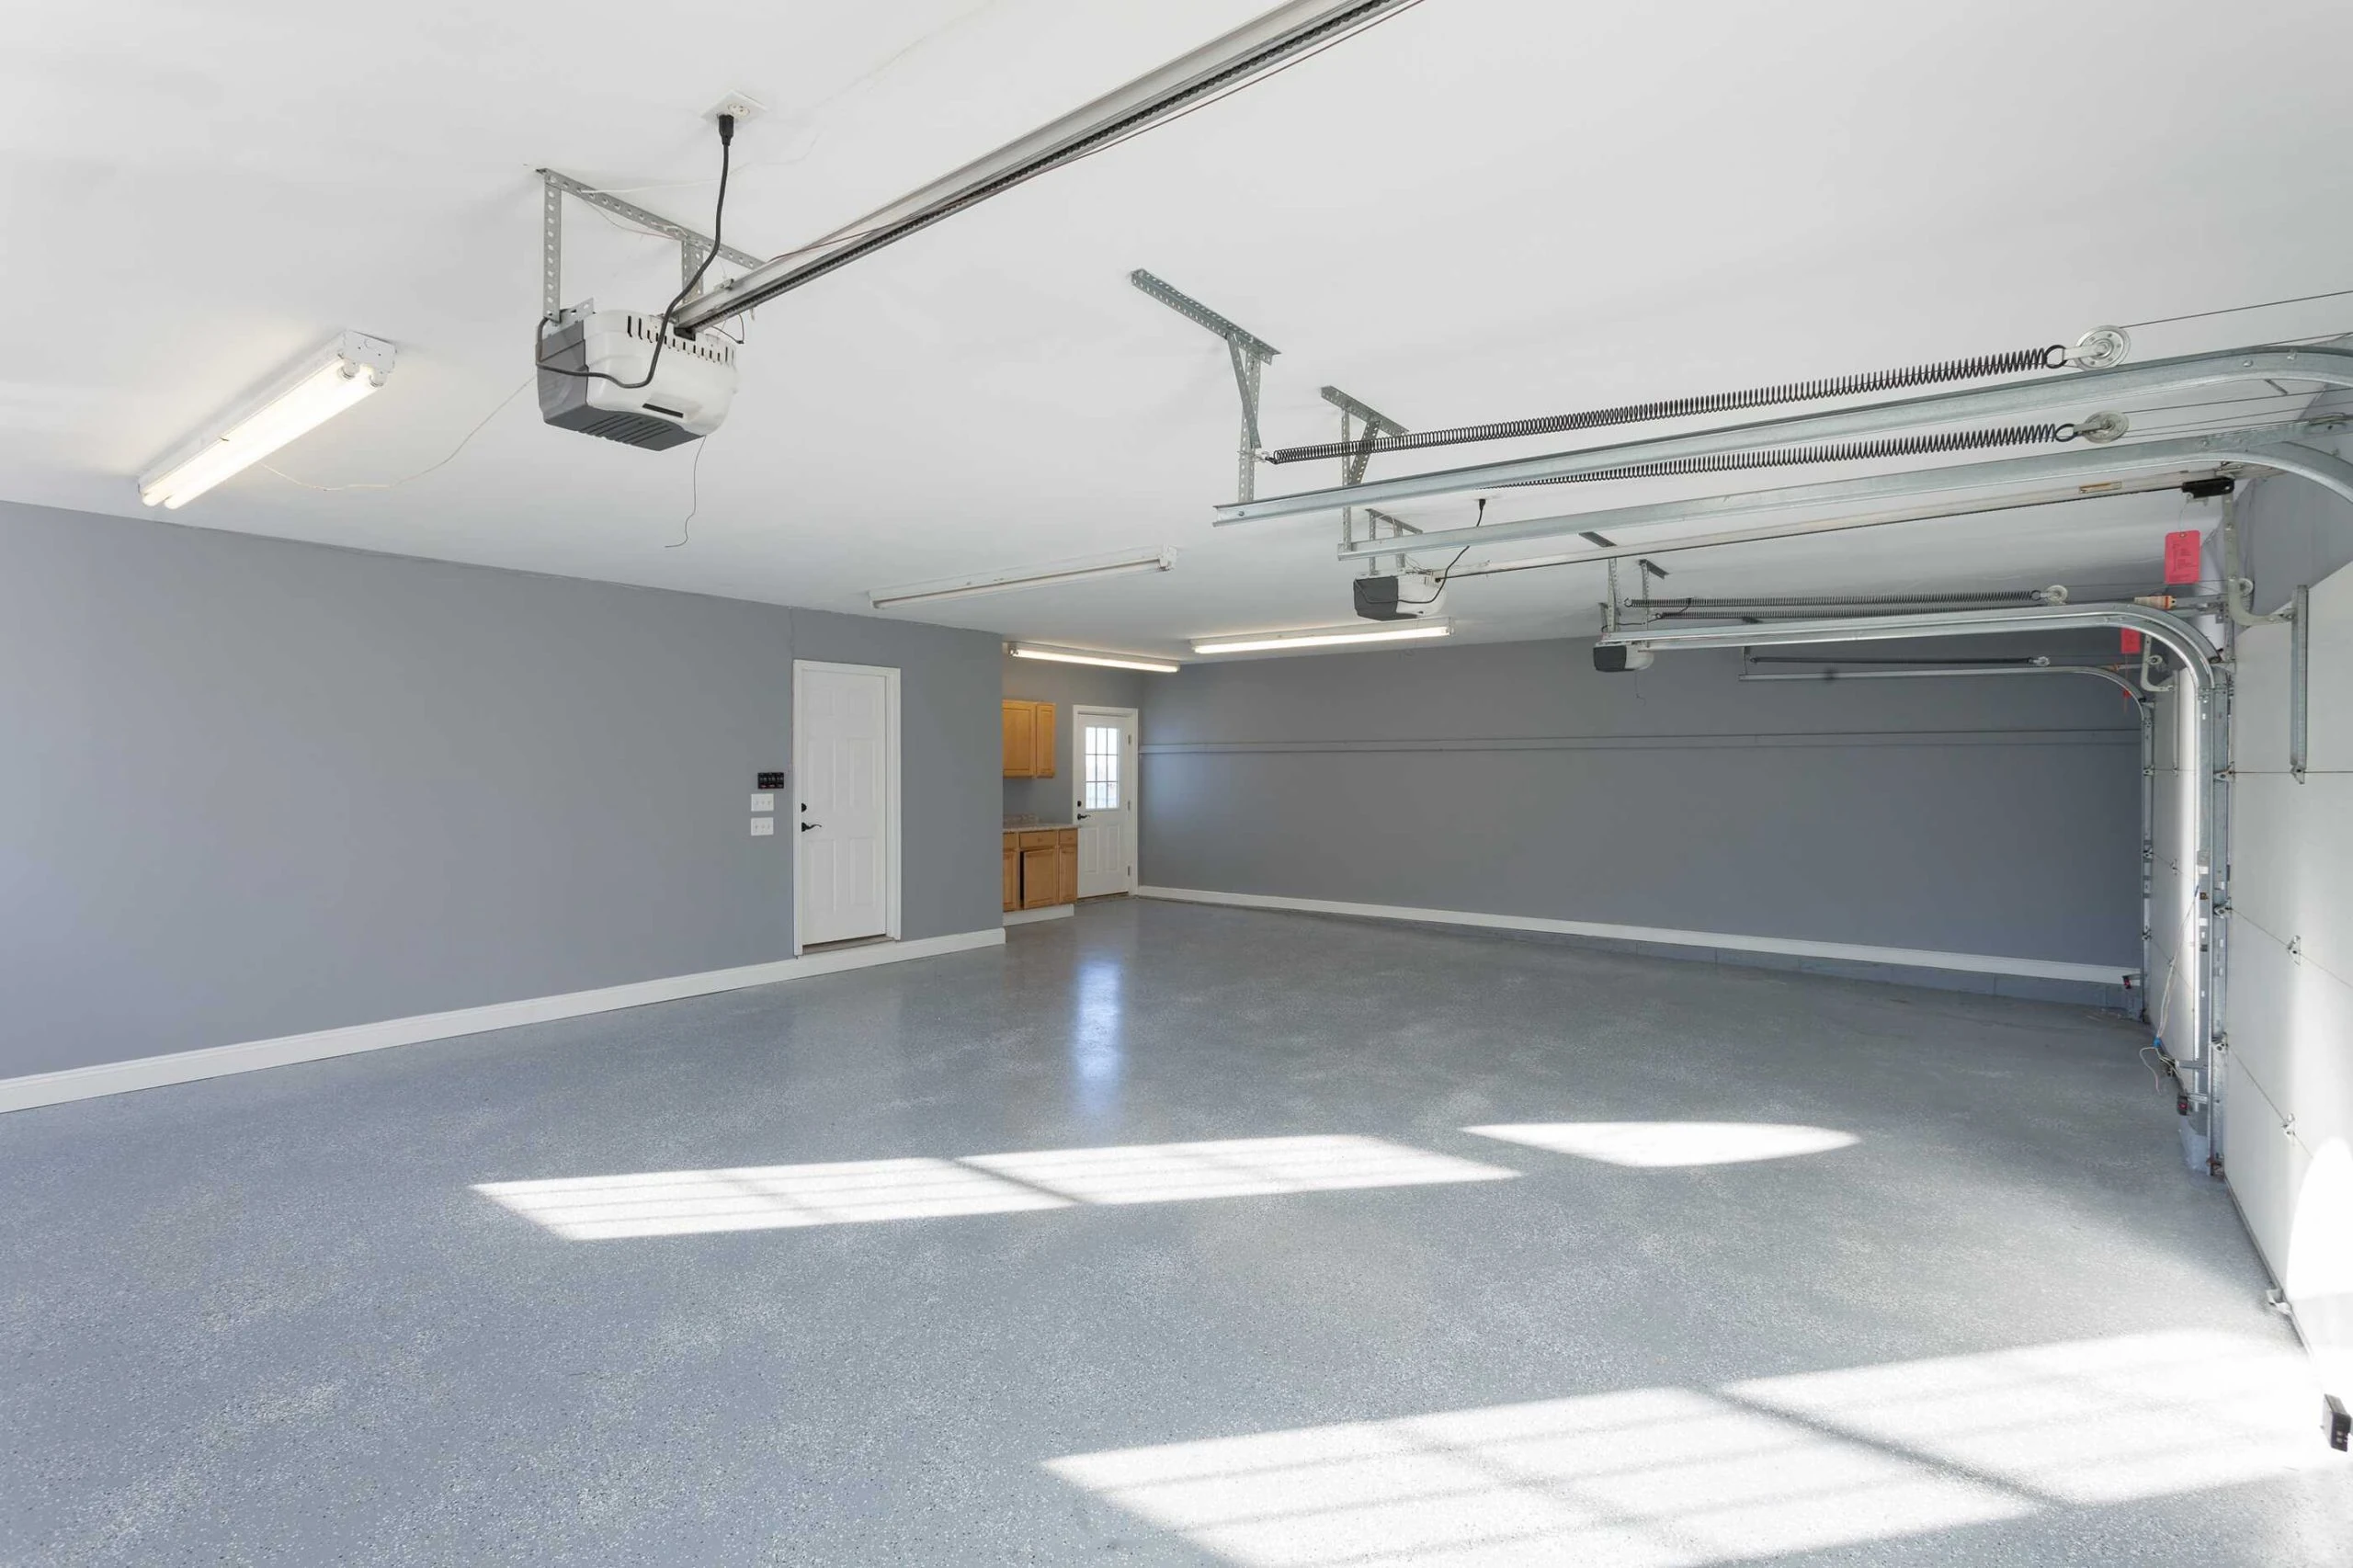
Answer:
1004 826 1080 911
1000 699 1056 778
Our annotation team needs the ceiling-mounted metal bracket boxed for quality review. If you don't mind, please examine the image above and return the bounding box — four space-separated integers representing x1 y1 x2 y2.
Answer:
1321 386 1409 560
1322 385 1407 483
1358 506 1423 576
536 168 767 327
1131 268 1279 501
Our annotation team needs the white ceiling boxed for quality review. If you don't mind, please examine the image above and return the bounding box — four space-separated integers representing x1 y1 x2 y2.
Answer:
6 0 2353 655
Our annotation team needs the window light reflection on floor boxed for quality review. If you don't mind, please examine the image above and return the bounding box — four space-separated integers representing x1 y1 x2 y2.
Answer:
1728 1330 2332 1505
964 1135 1512 1207
1051 1387 2025 1567
1464 1121 1859 1168
1048 1330 2337 1568
474 1158 1068 1240
476 1135 1516 1240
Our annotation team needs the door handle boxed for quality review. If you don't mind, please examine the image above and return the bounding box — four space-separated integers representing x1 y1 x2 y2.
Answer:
800 821 821 832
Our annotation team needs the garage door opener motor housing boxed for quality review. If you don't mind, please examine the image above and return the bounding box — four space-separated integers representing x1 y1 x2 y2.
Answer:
1353 571 1448 621
537 301 739 450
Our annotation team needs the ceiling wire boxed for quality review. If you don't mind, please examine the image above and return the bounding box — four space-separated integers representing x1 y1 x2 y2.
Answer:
592 0 1432 287
262 376 534 493
2112 399 2352 439
2110 388 2336 420
666 437 710 549
570 1 1007 198
2120 286 2353 330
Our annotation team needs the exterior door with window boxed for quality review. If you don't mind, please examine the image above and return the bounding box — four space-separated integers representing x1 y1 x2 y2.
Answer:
1073 706 1137 898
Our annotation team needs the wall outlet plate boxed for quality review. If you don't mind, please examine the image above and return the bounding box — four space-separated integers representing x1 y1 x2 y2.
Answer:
750 792 775 813
749 818 775 836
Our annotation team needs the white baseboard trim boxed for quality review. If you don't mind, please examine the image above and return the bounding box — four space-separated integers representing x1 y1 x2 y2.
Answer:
1134 887 2132 986
0 927 1007 1115
1004 903 1075 926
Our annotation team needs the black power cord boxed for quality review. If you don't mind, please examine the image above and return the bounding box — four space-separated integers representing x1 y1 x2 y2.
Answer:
537 113 736 391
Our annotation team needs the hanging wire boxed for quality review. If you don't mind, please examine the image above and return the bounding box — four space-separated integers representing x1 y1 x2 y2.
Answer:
665 437 710 549
262 377 533 493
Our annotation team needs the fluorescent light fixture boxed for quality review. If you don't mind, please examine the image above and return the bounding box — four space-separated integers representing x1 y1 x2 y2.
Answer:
138 332 396 509
1009 644 1181 674
870 547 1175 609
1192 619 1451 655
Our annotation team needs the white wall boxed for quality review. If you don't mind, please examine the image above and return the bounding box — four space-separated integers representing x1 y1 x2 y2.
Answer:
2220 468 2353 1407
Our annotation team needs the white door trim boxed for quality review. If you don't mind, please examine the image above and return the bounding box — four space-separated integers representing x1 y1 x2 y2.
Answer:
1072 704 1140 897
791 660 902 955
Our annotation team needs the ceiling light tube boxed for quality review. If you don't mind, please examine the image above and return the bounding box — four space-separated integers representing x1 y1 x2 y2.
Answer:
870 548 1175 609
1009 644 1181 674
1192 619 1451 655
138 332 396 509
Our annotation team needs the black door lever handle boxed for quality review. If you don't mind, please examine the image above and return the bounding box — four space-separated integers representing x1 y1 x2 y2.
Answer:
800 821 821 832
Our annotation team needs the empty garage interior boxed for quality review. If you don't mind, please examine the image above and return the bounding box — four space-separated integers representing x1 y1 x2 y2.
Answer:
6 2 2353 1562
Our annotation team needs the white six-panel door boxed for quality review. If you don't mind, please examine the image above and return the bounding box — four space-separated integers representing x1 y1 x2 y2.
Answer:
1073 706 1137 899
794 663 894 948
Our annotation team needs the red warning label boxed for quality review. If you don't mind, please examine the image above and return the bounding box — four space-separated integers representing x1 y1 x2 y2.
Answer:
2164 529 2203 585
2120 629 2143 653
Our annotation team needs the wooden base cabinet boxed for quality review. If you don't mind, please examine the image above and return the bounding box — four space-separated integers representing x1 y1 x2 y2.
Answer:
1005 827 1080 911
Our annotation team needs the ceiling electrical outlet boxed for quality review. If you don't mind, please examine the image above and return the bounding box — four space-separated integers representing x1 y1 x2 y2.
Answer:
749 818 775 837
707 92 767 125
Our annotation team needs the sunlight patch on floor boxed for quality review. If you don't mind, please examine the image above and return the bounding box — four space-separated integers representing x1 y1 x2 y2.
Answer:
1048 1330 2337 1567
477 1135 1515 1240
1464 1122 1859 1168
964 1135 1513 1207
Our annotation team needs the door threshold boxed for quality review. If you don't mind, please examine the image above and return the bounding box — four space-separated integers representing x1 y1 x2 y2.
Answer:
801 934 893 955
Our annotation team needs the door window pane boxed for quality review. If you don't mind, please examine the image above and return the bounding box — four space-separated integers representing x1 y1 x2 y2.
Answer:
1084 725 1120 811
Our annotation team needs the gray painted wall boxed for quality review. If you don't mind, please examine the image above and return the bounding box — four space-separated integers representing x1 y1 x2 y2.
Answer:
1000 654 1147 823
0 499 1000 1078
1141 636 2142 965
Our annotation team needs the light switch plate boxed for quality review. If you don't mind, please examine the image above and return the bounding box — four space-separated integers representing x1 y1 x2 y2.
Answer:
750 792 775 813
749 818 775 836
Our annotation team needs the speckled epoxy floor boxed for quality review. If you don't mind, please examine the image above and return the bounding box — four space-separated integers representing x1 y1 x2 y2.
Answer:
3 900 2347 1566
